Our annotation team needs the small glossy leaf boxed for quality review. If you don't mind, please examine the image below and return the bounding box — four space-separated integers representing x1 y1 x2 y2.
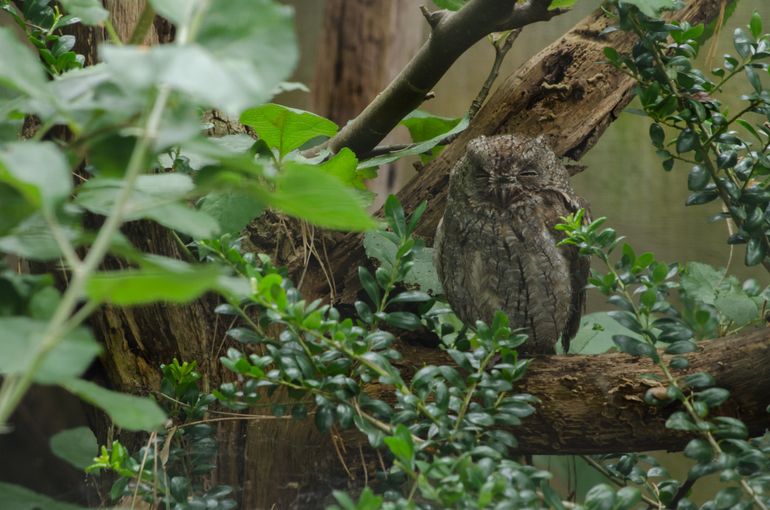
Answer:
745 237 766 266
676 128 697 153
613 335 657 358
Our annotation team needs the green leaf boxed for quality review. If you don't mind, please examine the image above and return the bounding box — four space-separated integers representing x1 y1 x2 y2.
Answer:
615 487 641 510
76 175 220 239
745 237 766 266
666 411 698 431
319 148 371 190
269 163 376 231
59 0 108 24
0 142 72 212
363 232 443 294
103 0 297 116
401 111 463 163
50 427 98 470
749 11 763 39
359 115 469 169
63 378 166 431
358 267 380 305
676 128 697 153
432 0 466 10
197 191 264 234
613 335 657 359
384 424 414 470
584 483 615 510
0 318 101 384
384 311 422 331
619 0 678 17
240 104 338 158
149 0 204 26
0 28 51 99
86 262 222 305
569 312 641 354
549 0 576 9
0 482 87 510
695 387 730 408
684 438 713 463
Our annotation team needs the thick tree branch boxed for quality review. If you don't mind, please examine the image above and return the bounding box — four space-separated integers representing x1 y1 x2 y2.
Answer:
326 0 560 156
359 327 770 454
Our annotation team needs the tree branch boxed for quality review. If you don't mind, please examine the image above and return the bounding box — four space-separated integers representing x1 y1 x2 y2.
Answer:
326 0 561 156
357 327 770 454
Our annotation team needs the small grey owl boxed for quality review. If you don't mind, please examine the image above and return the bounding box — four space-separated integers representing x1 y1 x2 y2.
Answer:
434 134 590 355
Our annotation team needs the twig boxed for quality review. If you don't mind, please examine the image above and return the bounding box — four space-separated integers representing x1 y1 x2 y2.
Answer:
326 0 562 157
129 0 156 45
580 455 661 508
667 478 696 510
360 27 521 160
468 28 522 119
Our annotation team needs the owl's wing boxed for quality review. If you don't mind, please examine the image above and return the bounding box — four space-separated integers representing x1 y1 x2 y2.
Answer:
543 190 591 354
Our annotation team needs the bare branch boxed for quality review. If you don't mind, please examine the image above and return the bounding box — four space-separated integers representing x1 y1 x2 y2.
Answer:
326 0 559 156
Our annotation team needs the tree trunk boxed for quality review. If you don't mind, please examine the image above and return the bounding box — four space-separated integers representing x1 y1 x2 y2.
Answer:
312 0 423 206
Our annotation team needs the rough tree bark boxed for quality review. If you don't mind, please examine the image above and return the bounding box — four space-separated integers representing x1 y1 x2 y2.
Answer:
36 0 765 509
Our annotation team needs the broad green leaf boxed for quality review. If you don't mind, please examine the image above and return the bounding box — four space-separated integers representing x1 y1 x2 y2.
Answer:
103 0 297 115
0 28 50 99
619 0 678 17
269 163 376 231
0 214 82 261
549 0 577 10
0 482 87 510
401 111 463 163
359 115 469 169
432 0 465 10
59 0 108 25
86 262 222 305
0 185 37 236
149 0 204 26
0 318 101 384
64 378 166 431
197 191 264 234
0 142 71 211
240 104 338 158
76 175 220 239
383 424 414 469
319 148 374 190
714 293 758 326
50 426 98 470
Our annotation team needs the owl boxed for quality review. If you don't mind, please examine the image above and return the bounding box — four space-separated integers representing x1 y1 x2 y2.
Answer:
433 134 590 355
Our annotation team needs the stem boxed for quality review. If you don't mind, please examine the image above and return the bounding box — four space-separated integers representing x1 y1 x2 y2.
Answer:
580 455 661 508
0 84 172 426
129 0 156 45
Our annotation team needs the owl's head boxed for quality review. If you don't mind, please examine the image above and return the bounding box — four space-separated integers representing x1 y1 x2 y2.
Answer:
455 134 570 207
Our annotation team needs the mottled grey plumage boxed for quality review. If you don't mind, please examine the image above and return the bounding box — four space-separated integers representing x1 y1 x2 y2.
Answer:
434 134 590 355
